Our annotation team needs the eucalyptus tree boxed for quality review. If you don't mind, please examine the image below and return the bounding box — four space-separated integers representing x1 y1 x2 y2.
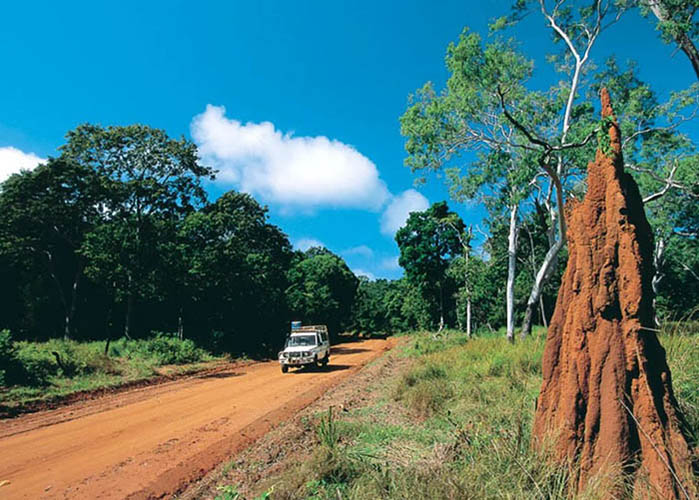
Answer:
400 23 594 339
636 0 699 79
61 124 214 338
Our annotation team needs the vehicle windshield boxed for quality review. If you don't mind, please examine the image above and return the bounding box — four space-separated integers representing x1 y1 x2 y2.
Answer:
286 335 317 347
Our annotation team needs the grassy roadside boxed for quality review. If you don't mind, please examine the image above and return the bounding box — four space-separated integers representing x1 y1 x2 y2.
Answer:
218 328 697 500
0 332 225 409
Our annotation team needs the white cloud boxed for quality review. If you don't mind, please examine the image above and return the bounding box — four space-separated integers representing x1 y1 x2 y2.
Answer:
380 189 429 236
294 238 325 252
0 147 45 183
352 268 376 280
342 245 374 259
191 105 390 210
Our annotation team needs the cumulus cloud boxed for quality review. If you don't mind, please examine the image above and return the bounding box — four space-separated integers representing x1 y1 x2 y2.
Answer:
294 238 325 252
0 146 45 183
380 189 429 236
191 105 390 210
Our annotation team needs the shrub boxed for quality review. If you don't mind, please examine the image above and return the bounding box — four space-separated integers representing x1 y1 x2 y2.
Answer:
110 333 209 365
0 330 21 386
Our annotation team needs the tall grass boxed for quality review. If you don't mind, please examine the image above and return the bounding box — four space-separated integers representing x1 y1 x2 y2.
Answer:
252 326 698 499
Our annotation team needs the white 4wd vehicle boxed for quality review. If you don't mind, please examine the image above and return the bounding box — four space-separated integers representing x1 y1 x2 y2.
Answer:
279 325 330 373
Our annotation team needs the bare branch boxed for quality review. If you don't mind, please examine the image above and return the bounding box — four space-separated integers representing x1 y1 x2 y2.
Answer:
643 162 680 203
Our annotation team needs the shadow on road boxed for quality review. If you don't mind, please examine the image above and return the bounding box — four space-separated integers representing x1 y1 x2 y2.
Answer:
331 347 370 355
290 364 351 374
195 371 245 380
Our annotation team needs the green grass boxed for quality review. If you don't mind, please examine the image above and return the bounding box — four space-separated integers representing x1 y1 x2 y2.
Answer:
242 326 698 499
0 332 220 407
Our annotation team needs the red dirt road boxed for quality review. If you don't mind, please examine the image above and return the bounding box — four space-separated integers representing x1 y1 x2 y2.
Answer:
0 338 395 499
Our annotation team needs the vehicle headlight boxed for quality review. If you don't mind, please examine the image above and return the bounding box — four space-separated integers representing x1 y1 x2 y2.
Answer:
303 351 310 357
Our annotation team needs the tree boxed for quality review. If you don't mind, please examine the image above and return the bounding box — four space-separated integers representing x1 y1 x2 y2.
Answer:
181 191 293 352
395 202 464 331
352 278 392 334
62 124 214 338
638 0 699 79
0 158 104 339
286 247 359 340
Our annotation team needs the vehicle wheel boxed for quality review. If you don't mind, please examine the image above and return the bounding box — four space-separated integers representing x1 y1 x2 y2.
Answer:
281 364 289 373
321 355 329 367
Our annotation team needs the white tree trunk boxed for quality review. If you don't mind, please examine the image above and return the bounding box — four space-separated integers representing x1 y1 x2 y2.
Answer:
506 204 518 343
521 236 564 338
466 297 472 338
651 235 666 327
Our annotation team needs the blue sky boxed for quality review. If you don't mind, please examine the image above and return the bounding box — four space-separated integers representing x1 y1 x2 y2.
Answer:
1 1 696 279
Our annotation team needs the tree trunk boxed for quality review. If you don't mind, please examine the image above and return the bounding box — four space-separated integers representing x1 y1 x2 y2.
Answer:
466 297 472 338
506 204 518 343
539 295 547 329
43 250 76 341
65 262 83 341
521 195 565 339
438 282 445 332
651 235 666 327
177 306 184 340
124 294 133 340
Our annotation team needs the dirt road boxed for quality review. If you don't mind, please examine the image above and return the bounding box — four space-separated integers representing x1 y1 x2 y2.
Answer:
0 337 394 499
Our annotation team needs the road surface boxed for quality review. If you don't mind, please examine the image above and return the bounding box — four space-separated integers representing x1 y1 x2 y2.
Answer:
0 337 394 499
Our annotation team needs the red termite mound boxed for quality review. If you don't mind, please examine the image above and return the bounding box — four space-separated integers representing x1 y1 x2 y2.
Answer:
532 89 696 498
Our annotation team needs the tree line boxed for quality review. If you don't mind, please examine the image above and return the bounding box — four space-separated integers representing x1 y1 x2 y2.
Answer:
0 124 465 355
0 125 367 354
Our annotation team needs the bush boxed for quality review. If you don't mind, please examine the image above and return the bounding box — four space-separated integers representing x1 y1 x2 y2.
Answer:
0 330 20 386
110 333 209 365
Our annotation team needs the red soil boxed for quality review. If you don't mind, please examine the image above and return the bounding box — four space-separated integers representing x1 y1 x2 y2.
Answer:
532 89 696 498
0 337 395 499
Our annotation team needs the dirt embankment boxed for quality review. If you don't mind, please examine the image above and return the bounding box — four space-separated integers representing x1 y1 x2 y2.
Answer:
0 337 396 500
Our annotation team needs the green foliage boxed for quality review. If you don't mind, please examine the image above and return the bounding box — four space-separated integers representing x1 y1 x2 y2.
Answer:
636 0 699 53
286 247 359 338
112 333 210 365
0 330 19 386
396 202 464 329
1 336 215 407
180 191 293 353
214 484 241 500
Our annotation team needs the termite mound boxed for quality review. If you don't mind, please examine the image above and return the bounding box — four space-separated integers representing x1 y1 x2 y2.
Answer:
532 88 696 498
